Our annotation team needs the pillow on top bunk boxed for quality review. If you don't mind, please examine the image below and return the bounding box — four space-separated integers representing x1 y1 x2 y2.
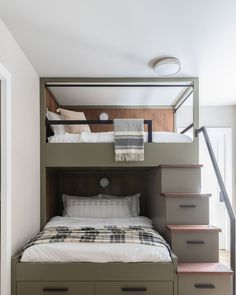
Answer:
101 193 140 217
46 111 66 135
58 108 91 134
62 194 133 218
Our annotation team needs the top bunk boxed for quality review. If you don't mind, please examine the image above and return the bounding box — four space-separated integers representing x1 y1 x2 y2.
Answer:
40 77 199 167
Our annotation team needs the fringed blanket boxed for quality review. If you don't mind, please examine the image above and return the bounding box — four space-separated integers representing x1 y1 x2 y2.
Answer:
23 226 170 253
114 119 144 162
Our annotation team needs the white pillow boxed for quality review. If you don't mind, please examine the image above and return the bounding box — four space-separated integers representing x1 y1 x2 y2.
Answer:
62 194 132 218
62 194 101 216
46 111 66 135
101 194 140 217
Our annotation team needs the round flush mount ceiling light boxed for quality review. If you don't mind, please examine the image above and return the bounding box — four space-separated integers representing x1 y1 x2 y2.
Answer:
153 57 181 76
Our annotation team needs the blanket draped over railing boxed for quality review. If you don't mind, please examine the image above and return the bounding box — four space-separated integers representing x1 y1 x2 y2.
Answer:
23 226 171 252
114 119 144 162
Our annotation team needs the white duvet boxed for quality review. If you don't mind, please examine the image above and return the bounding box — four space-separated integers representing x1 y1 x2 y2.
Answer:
21 216 171 263
48 131 192 143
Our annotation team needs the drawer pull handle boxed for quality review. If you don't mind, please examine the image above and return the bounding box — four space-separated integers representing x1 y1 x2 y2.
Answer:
195 284 215 289
43 288 68 292
179 204 196 208
122 287 147 292
186 240 205 244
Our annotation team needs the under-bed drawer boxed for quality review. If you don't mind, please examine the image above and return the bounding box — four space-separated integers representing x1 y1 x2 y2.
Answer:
17 282 93 295
95 281 173 295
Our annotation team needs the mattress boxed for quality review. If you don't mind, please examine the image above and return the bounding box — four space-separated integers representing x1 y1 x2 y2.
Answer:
21 216 172 263
48 131 192 143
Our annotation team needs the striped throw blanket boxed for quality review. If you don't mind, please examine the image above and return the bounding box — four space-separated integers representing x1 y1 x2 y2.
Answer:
114 119 144 161
23 226 171 253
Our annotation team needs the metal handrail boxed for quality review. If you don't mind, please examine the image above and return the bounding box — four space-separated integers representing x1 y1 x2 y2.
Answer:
195 126 235 293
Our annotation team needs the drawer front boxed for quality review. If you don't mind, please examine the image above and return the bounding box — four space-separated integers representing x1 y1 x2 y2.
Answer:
17 282 93 295
179 274 232 295
95 281 173 295
171 232 219 262
166 197 209 225
161 168 201 192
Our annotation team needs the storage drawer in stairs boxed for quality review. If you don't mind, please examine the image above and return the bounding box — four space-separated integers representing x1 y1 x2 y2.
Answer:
95 281 173 295
162 193 210 225
166 225 221 263
178 274 232 295
177 263 233 295
17 282 93 295
160 165 202 193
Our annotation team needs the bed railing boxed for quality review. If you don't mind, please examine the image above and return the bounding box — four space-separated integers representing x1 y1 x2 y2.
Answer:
46 118 153 142
180 123 194 134
195 126 236 294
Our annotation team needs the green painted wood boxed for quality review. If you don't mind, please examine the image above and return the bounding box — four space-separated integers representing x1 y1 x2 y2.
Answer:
178 274 233 295
168 231 219 263
15 261 175 282
95 282 173 295
166 196 209 225
44 143 199 167
17 282 93 295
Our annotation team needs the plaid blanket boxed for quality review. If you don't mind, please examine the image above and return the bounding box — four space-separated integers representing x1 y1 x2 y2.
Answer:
114 119 144 162
23 226 170 253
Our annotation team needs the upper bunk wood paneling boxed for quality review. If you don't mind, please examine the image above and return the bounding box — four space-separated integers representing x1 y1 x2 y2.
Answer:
45 88 59 112
61 107 174 132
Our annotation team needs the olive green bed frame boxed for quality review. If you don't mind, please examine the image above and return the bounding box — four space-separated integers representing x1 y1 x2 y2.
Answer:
11 77 199 295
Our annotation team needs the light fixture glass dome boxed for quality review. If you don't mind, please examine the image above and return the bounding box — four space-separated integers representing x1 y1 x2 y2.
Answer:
153 57 181 76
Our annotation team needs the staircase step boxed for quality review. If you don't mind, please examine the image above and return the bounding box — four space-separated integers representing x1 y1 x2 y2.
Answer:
158 164 203 169
178 263 233 295
161 192 211 198
177 263 233 275
166 225 221 232
166 225 220 263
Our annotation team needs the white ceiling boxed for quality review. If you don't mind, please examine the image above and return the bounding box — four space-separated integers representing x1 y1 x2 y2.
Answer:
0 0 236 105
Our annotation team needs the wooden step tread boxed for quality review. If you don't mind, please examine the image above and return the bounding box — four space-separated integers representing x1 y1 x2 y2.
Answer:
161 192 211 197
166 225 221 232
158 164 203 169
177 263 233 275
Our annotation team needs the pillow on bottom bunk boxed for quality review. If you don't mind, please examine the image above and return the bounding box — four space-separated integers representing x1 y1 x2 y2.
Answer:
101 194 140 217
62 194 101 216
62 194 133 218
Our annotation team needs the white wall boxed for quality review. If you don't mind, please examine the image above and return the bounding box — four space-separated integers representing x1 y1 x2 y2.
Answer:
178 105 236 212
0 18 40 254
200 106 236 213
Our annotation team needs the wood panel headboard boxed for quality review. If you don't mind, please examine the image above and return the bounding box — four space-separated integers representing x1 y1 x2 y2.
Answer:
45 88 174 132
46 168 153 222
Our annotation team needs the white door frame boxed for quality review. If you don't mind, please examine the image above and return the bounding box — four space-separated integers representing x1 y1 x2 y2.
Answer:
0 63 12 295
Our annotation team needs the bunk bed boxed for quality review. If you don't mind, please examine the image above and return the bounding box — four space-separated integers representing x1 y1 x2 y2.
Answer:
12 78 203 295
41 77 199 167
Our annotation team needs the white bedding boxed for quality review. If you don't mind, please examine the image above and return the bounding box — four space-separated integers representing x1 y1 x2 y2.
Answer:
21 216 171 263
48 131 192 143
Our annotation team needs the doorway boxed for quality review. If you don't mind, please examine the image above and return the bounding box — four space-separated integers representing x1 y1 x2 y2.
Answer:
200 128 232 251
